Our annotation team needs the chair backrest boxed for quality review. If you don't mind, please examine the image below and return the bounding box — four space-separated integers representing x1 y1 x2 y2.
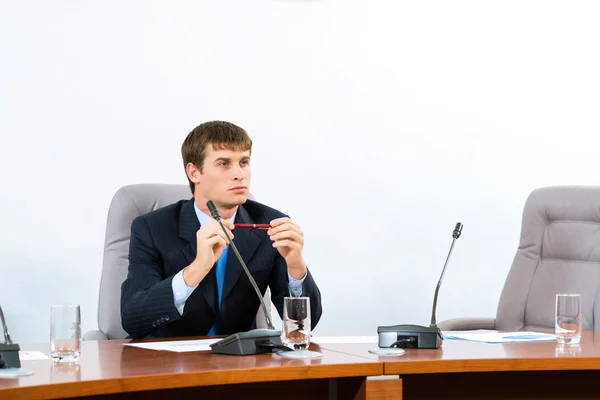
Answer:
496 186 600 331
97 183 271 339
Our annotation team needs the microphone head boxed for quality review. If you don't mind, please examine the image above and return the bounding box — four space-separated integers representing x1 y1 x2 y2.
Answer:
206 200 221 221
452 222 463 239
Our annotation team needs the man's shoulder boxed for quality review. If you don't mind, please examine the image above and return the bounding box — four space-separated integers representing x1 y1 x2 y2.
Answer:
132 199 189 230
242 199 288 221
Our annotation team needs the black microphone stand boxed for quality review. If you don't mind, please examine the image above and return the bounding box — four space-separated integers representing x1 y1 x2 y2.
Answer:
0 305 21 368
377 223 463 349
205 201 292 355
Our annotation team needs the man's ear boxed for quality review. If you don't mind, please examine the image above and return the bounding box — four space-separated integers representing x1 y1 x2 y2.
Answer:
185 162 201 185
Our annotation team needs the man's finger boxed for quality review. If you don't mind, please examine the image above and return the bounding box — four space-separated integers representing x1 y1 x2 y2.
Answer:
207 235 227 249
216 229 233 243
268 223 302 236
203 229 234 241
272 239 301 249
269 231 304 244
269 217 292 227
221 219 235 230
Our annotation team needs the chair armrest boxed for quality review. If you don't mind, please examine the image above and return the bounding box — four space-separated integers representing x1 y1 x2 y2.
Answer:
437 317 496 331
83 329 109 341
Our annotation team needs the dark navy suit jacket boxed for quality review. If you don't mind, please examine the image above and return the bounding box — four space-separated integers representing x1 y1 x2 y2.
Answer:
120 198 323 339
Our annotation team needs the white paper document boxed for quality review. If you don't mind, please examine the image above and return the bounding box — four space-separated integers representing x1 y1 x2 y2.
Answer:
19 351 51 361
123 338 221 352
443 331 556 344
310 336 379 344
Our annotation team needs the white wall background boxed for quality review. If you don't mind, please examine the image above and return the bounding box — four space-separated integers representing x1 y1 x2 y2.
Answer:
1 0 600 344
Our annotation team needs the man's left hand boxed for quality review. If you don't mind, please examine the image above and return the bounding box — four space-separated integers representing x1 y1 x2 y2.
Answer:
268 217 306 279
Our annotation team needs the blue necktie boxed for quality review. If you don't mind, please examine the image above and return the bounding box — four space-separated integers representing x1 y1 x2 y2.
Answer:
208 244 229 336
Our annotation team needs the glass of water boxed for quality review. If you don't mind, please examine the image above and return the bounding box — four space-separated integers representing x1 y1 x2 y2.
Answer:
50 304 81 363
555 294 582 345
282 297 311 350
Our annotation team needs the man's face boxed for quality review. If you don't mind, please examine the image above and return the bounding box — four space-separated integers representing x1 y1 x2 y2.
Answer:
192 145 251 208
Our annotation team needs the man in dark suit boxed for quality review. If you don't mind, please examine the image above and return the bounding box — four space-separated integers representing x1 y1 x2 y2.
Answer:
120 121 322 339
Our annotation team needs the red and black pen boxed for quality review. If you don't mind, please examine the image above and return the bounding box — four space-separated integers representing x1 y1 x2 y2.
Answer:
234 223 271 230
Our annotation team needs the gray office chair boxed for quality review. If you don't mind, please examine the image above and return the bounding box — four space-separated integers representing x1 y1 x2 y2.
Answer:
83 183 272 340
439 186 600 332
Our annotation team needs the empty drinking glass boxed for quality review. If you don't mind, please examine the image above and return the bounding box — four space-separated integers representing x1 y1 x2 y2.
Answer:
555 294 582 345
50 304 81 363
282 297 311 350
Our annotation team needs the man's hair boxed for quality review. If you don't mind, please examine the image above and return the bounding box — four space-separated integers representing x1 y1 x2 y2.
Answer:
181 120 253 193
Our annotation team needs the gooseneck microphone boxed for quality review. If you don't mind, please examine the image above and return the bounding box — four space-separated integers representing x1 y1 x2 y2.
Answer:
377 222 464 349
206 200 274 330
0 304 21 368
430 222 463 327
204 201 295 355
0 306 12 345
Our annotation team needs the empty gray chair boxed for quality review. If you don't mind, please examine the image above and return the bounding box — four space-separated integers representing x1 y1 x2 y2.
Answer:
84 183 271 340
439 186 600 332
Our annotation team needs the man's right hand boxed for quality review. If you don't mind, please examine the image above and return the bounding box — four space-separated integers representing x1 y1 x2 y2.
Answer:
183 220 234 287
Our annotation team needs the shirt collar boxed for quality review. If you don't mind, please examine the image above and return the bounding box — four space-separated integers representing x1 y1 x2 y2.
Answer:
193 201 237 226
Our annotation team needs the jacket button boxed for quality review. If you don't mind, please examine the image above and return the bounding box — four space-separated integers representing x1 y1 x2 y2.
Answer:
152 323 157 327
165 315 170 321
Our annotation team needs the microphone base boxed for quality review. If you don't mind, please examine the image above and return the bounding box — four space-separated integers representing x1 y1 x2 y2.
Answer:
210 329 287 356
0 343 21 369
377 324 442 349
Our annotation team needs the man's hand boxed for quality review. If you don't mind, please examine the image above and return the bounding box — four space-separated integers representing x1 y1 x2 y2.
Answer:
183 220 234 286
268 217 306 279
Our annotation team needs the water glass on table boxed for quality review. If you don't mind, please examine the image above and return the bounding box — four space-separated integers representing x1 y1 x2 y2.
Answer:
282 297 311 350
50 304 81 363
555 294 582 345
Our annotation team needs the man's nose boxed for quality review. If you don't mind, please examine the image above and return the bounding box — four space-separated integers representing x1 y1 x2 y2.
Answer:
232 165 244 180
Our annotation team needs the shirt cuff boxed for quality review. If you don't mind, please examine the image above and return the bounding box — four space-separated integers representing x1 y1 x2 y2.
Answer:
287 270 307 297
172 269 198 312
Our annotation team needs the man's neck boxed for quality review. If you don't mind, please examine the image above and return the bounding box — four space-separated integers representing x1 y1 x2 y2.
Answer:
195 198 238 220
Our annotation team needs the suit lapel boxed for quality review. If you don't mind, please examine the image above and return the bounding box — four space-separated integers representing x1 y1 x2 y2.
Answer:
178 198 217 314
221 204 261 302
179 198 200 265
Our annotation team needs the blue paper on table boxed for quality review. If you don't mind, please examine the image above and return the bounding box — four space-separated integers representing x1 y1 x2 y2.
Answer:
442 331 556 344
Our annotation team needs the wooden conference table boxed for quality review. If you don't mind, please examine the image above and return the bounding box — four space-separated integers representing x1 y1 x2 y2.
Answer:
3 331 600 399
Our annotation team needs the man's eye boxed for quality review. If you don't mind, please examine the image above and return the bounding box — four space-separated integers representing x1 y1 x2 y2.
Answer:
220 161 229 167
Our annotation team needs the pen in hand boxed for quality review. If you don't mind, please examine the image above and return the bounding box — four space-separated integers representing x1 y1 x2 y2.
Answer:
234 224 271 229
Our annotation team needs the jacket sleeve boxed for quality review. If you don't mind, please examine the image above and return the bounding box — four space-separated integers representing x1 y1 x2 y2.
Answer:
120 216 182 338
